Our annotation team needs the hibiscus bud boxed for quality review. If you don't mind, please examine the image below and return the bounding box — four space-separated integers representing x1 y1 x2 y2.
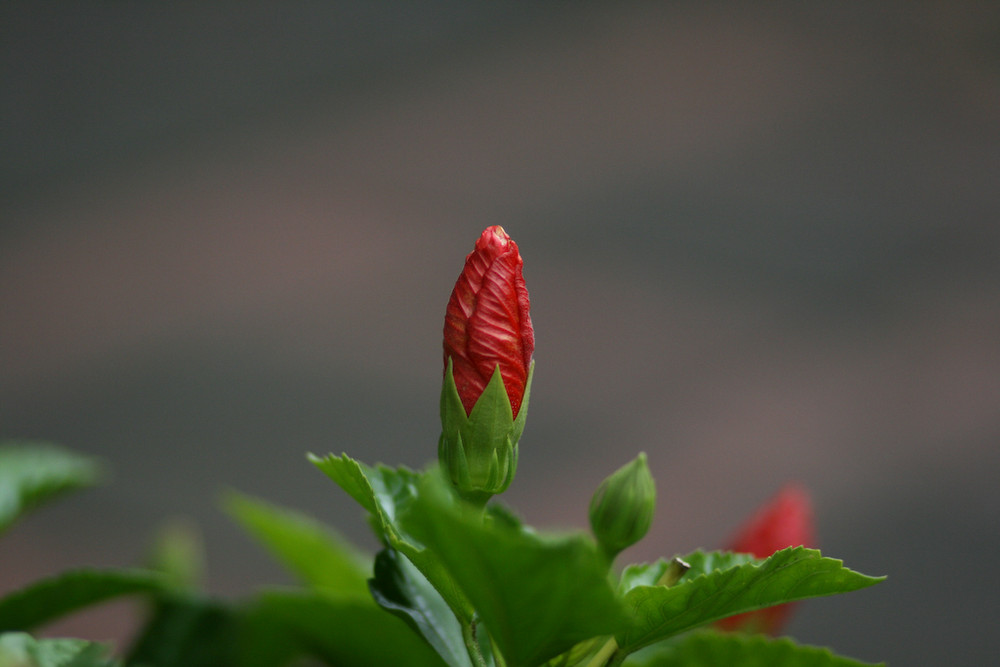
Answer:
716 483 815 635
589 453 656 558
439 226 534 502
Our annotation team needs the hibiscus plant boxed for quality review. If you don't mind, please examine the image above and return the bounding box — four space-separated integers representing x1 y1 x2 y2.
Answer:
0 227 885 666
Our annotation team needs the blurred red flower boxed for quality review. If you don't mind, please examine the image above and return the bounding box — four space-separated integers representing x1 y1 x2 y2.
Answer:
716 484 815 635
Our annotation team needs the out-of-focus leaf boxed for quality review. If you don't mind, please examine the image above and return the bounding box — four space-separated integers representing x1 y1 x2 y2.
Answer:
238 589 446 667
126 596 237 667
0 632 116 667
0 569 167 632
0 443 102 535
222 490 369 598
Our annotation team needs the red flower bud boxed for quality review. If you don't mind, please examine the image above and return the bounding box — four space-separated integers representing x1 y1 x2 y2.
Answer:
439 226 534 501
716 484 815 635
443 226 534 418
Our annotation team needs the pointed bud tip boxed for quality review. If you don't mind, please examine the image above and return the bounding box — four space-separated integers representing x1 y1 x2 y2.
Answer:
477 225 513 255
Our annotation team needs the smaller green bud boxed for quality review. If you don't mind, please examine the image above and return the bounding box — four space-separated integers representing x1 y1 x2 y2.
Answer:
589 452 656 557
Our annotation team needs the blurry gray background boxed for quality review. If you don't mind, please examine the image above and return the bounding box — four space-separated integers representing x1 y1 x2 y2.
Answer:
3 2 999 665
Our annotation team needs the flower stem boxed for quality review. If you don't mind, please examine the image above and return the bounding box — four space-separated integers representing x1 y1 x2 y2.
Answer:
657 556 691 587
463 618 489 667
606 649 630 667
491 642 508 667
582 638 618 667
584 557 693 667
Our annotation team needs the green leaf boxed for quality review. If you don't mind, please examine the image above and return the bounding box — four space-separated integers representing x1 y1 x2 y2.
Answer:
0 569 168 632
0 632 116 667
617 547 885 653
127 589 449 667
238 589 447 667
222 490 370 598
0 443 102 536
618 552 757 593
624 630 884 666
309 453 423 532
309 454 472 621
126 596 238 667
401 471 629 667
369 548 472 667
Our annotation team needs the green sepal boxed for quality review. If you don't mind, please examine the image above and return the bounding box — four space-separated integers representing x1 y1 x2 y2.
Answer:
438 359 533 501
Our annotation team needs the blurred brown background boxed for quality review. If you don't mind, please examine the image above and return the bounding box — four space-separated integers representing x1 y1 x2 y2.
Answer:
3 2 999 664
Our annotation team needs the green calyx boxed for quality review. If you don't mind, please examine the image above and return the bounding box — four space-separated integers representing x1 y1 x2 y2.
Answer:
439 358 533 504
589 452 656 558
